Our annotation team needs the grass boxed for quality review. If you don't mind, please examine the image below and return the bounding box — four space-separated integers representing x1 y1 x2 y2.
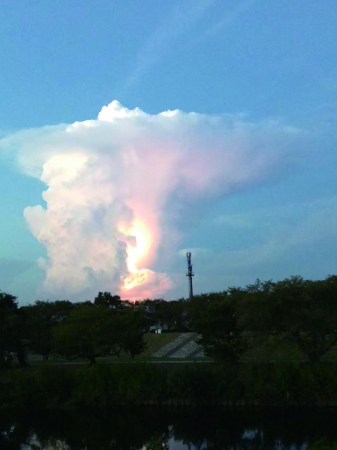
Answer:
27 332 337 366
28 333 186 365
241 335 304 362
143 332 181 355
241 334 337 362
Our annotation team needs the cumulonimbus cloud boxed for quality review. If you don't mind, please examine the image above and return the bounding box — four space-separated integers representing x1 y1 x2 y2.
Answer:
1 101 304 300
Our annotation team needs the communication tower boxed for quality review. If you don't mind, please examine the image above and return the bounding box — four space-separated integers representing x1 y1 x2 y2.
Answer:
186 252 194 299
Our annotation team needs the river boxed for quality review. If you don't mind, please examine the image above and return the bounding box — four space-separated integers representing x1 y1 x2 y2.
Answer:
1 408 337 449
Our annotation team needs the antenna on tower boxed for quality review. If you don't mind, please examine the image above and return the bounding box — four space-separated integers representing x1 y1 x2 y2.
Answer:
186 252 194 299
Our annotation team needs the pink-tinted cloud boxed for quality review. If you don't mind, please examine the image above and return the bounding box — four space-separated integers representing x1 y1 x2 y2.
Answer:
2 101 303 300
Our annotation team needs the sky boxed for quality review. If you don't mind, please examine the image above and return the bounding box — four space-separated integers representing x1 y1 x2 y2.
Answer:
1 0 337 305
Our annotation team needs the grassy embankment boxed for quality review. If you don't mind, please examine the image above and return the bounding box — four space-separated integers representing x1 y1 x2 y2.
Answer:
241 334 337 362
29 332 209 364
28 332 337 365
2 334 337 408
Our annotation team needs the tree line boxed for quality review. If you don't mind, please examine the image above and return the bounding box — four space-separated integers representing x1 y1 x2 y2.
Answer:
1 274 337 366
0 292 146 365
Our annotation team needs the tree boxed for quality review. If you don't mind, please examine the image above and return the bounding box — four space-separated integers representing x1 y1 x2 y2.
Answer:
94 292 124 309
106 314 128 358
22 300 74 360
278 276 337 363
141 299 167 330
238 276 337 363
160 299 189 331
121 311 147 358
235 279 279 349
53 305 116 365
0 291 26 366
139 298 190 332
53 304 147 364
192 297 246 362
187 292 228 326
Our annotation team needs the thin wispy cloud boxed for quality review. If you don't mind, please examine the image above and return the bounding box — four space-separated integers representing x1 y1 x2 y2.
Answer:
168 193 337 296
120 0 257 93
194 0 257 43
121 0 216 93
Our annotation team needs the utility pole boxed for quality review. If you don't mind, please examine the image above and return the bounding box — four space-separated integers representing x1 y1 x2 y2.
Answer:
186 252 194 300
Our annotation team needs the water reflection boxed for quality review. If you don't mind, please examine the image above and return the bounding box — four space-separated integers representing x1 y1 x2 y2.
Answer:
0 408 337 450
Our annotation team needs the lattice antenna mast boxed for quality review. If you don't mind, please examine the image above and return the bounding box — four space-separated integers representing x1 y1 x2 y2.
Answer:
186 252 194 299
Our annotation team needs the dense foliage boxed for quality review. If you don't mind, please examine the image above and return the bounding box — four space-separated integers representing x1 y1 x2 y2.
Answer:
0 292 26 367
188 276 337 363
1 274 337 365
0 291 147 365
1 361 337 408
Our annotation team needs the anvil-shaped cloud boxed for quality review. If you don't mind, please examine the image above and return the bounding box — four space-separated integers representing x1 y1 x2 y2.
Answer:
3 101 303 300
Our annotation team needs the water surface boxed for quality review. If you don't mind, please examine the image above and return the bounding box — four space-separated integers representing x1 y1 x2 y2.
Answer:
1 408 337 449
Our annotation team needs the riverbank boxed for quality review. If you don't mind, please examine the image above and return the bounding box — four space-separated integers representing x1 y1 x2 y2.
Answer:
1 361 337 408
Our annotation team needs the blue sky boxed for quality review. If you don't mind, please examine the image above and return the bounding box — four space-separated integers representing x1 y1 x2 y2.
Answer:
1 0 337 304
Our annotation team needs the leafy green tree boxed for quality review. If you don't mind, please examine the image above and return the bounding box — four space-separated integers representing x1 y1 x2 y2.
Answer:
160 299 189 331
278 276 337 363
140 298 190 332
0 291 26 366
187 291 228 326
235 279 280 348
192 297 246 362
94 291 124 309
121 311 147 358
237 276 337 363
53 304 147 363
142 299 167 330
53 305 116 365
105 313 130 358
22 300 74 360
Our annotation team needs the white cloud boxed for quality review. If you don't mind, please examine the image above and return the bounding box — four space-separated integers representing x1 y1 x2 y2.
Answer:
0 101 305 300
